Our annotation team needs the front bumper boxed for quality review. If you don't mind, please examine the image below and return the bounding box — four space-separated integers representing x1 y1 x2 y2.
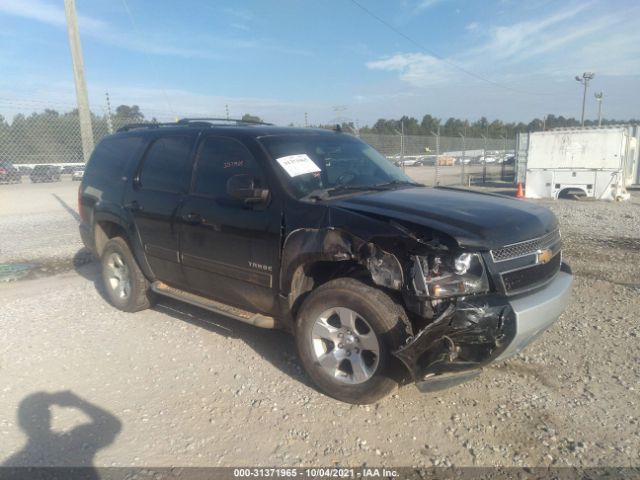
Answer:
496 265 572 361
394 263 573 390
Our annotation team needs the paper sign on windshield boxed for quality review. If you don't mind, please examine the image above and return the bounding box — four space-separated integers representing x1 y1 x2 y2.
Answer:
276 154 321 177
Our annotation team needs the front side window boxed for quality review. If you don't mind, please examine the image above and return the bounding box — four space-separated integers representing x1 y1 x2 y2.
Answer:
193 136 263 198
139 136 193 192
258 134 416 199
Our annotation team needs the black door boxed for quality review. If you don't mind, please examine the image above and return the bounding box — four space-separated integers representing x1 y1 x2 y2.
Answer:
179 135 281 314
124 134 195 286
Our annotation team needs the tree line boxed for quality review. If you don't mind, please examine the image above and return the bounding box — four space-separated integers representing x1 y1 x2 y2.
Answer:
347 114 639 138
1 105 638 164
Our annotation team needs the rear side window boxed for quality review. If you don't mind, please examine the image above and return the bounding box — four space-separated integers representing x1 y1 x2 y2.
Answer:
139 136 193 193
193 136 263 197
86 135 147 186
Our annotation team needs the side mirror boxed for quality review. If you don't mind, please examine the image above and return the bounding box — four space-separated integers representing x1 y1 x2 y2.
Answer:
226 174 269 205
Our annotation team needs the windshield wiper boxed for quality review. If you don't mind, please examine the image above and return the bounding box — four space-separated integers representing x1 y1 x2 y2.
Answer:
301 181 421 202
301 184 387 201
373 180 423 189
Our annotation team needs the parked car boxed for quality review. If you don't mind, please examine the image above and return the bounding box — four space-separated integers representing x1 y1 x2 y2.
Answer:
0 161 21 184
30 165 62 183
79 119 572 404
399 157 423 167
72 166 85 181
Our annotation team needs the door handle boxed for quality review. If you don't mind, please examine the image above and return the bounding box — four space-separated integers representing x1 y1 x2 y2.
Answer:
182 212 203 225
125 200 143 212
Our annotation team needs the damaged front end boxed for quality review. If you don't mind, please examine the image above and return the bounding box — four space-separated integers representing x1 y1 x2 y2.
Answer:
280 210 518 393
394 295 516 392
393 252 516 392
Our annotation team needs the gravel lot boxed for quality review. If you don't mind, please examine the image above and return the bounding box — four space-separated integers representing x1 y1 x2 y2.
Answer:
0 179 638 468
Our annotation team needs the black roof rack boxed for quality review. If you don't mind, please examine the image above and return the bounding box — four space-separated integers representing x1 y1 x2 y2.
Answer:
177 117 274 126
116 122 179 132
116 117 274 133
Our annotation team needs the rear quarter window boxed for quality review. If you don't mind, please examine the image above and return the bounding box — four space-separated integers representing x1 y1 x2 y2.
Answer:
85 135 148 188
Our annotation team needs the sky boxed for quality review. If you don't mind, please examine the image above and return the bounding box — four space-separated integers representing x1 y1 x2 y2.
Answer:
0 0 638 126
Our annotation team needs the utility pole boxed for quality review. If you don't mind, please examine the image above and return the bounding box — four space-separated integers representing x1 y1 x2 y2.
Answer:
575 72 595 127
304 112 308 128
458 132 465 186
401 119 405 161
594 92 603 126
481 134 487 184
105 92 113 134
225 104 230 120
64 0 94 162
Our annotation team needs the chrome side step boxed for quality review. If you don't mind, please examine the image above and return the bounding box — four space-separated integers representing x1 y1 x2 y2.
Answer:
151 281 279 329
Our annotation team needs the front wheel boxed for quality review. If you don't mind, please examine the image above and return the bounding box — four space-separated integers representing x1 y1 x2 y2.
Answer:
295 278 409 404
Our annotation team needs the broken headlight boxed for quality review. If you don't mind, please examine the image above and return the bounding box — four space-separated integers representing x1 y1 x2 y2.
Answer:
413 253 489 298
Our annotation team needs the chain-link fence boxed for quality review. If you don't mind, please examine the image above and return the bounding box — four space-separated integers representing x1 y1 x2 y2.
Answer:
359 132 516 187
0 110 147 183
0 111 516 185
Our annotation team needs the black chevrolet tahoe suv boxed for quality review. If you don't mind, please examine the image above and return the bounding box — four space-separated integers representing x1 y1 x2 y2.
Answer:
79 118 572 404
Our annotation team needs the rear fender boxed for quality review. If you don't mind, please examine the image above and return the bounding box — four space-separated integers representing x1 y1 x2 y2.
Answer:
93 208 155 281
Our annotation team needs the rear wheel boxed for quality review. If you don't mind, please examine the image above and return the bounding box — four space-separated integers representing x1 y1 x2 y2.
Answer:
101 237 154 312
296 278 409 404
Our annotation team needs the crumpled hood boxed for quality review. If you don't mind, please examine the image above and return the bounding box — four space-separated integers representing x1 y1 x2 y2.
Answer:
332 187 558 250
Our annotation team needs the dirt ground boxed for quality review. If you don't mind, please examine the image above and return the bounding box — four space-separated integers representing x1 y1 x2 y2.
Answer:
0 179 638 468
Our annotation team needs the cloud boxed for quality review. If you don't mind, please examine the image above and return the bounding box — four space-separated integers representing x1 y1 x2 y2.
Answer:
470 3 591 60
367 2 640 89
0 79 332 125
0 0 106 30
413 0 445 13
0 0 308 59
367 53 452 87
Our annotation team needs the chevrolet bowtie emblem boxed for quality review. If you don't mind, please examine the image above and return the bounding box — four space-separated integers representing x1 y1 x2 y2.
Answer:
536 249 553 264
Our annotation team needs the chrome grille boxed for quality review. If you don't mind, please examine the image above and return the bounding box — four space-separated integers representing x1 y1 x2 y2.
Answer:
501 253 561 292
491 229 561 262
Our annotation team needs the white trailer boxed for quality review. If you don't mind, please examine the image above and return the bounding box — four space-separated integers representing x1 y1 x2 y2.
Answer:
522 126 639 201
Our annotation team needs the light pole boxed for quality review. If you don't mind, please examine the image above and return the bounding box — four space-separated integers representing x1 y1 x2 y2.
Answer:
575 72 595 126
480 134 487 184
594 92 603 126
393 124 405 171
500 134 507 180
458 132 465 185
430 126 440 186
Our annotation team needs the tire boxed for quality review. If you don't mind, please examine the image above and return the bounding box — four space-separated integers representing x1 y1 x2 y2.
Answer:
295 278 409 404
100 237 154 312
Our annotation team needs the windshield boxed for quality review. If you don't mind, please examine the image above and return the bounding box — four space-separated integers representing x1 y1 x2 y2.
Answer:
259 134 418 199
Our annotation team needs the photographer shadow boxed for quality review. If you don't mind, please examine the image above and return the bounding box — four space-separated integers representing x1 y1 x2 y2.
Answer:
2 391 121 478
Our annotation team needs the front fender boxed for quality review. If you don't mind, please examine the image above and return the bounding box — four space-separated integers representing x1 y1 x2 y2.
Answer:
280 227 404 294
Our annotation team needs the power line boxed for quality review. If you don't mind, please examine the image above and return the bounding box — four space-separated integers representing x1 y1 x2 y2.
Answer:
349 0 554 96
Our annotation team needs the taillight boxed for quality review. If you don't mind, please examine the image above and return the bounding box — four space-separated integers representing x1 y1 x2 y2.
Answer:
0 168 7 174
